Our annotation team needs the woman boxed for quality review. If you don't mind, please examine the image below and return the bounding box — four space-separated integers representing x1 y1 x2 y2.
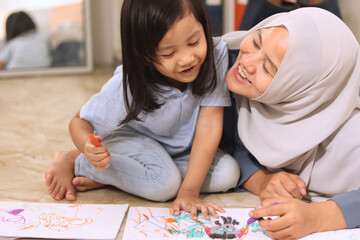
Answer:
222 7 360 239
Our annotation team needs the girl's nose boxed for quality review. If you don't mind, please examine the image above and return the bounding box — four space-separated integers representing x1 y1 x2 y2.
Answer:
178 52 194 67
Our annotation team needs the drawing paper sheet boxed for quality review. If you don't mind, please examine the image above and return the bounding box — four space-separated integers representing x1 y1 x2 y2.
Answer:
123 207 269 240
0 201 128 240
123 207 360 240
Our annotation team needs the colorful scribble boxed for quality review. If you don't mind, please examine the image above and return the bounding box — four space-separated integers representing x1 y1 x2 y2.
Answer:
124 207 263 240
129 207 211 239
13 204 93 232
0 208 26 224
207 216 243 239
236 226 249 240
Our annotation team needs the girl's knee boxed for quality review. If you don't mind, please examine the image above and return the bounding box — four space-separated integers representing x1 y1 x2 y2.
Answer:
225 157 241 190
143 171 182 202
203 153 241 193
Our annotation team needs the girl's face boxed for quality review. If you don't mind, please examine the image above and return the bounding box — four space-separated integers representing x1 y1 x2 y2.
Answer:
226 26 289 98
153 13 207 89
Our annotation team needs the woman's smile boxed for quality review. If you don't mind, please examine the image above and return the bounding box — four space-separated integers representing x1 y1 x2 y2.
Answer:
235 63 251 84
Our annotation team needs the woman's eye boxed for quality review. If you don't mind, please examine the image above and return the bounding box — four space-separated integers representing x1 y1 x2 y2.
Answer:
253 39 260 49
263 63 276 77
263 64 270 74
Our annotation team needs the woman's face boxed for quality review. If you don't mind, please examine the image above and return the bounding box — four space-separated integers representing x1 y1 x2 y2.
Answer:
226 26 289 98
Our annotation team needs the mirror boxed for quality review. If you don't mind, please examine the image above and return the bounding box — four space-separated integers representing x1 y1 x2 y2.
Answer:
0 0 93 77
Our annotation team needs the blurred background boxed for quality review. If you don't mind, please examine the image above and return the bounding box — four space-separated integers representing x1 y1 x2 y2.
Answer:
0 0 359 77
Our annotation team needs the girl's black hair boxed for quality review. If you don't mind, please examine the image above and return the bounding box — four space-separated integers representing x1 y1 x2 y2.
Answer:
6 11 36 42
120 0 217 124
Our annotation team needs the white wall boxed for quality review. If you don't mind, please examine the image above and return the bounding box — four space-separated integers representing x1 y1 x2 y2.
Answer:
90 0 122 66
338 0 360 42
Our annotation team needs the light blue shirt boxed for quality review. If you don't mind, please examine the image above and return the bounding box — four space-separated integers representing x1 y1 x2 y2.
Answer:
0 30 51 69
80 39 230 155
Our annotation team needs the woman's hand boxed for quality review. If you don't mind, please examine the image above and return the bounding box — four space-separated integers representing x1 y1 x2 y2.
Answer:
259 171 307 201
243 170 307 201
172 190 225 221
249 197 347 240
83 135 110 170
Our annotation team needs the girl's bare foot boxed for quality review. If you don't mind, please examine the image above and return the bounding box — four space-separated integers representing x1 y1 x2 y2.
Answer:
45 150 80 201
72 176 106 191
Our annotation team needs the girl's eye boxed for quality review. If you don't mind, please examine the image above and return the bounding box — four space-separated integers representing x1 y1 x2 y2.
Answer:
161 52 174 58
189 39 199 46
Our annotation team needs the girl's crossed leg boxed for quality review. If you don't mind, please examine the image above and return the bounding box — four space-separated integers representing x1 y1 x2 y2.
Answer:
46 125 240 201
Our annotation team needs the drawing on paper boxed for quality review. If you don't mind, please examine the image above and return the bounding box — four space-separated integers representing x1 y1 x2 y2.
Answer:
18 204 93 232
206 216 249 239
0 202 128 240
123 207 268 240
0 208 26 224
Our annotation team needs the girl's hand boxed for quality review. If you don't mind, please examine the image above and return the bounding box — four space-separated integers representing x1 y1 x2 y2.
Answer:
259 172 307 201
83 135 110 170
172 191 225 221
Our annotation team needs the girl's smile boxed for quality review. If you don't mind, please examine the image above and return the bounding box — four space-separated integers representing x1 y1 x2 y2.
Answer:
180 64 197 76
153 12 207 88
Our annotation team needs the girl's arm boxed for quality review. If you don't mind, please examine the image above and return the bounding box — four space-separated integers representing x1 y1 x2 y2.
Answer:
172 106 225 221
69 111 95 152
69 111 110 170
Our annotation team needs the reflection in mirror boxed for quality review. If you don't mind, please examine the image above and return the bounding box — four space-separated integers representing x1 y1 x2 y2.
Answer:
0 0 92 77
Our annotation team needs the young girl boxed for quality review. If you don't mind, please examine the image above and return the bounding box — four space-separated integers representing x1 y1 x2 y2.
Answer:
45 0 240 220
223 7 360 239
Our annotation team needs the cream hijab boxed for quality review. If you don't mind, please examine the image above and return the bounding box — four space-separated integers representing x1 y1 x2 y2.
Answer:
222 7 360 201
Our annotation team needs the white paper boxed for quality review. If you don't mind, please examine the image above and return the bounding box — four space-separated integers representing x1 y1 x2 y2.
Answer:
300 228 360 240
0 201 128 240
123 207 360 240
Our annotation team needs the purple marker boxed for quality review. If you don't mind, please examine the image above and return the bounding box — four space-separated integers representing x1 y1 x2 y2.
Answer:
246 202 279 225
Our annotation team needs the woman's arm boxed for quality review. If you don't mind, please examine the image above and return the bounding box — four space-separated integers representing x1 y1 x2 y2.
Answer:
222 93 306 199
172 106 225 220
69 111 110 170
249 197 347 239
331 189 360 228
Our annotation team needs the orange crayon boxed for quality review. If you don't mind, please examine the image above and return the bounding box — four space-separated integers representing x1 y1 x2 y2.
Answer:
88 133 102 147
